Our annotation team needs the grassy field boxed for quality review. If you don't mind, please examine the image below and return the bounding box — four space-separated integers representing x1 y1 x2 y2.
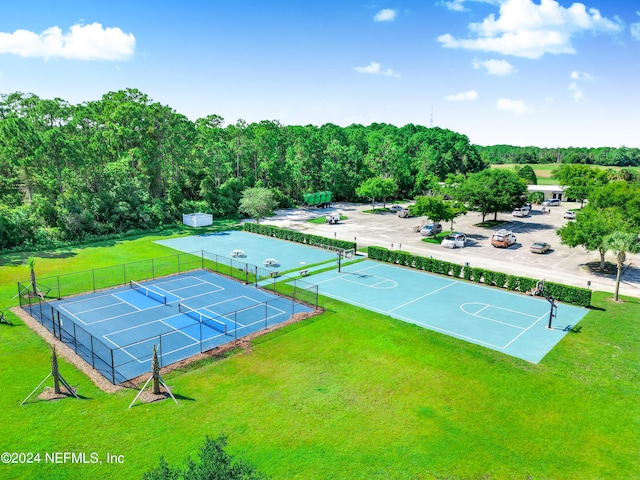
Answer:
1 227 638 479
491 163 640 186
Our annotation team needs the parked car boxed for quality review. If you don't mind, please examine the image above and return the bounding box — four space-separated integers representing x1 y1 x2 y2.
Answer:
491 229 517 248
563 211 576 219
530 242 551 254
512 208 529 217
325 214 340 224
388 205 404 212
420 223 442 237
441 233 466 248
542 198 561 207
397 208 412 218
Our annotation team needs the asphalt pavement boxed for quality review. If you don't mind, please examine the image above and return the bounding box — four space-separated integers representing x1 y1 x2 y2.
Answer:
261 202 640 299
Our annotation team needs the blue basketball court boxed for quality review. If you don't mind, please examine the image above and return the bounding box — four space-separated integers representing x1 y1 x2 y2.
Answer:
310 260 588 363
48 270 313 382
155 230 339 272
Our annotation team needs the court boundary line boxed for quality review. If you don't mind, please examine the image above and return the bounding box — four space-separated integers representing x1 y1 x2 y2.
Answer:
389 282 456 313
316 266 553 351
460 302 543 331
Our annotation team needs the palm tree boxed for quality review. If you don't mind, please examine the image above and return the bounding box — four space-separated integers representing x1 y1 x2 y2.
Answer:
27 257 37 296
152 344 160 394
603 232 640 301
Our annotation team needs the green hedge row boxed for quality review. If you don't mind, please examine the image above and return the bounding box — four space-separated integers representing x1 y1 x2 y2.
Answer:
367 246 591 307
243 223 356 251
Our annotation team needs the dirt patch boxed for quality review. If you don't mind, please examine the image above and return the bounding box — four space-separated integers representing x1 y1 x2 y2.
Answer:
581 261 618 276
37 386 77 402
136 390 173 404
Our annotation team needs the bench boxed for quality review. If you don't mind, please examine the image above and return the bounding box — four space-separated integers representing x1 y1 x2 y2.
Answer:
270 271 279 278
299 270 309 277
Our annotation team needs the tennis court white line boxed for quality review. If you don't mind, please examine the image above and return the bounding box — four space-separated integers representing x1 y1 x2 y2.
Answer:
106 314 206 364
388 282 456 313
56 304 85 325
159 319 200 343
179 288 229 302
71 299 130 316
58 292 118 307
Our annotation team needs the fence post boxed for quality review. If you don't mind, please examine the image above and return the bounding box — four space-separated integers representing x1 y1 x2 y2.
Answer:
73 323 78 354
123 264 126 286
90 336 95 368
92 269 96 292
178 254 181 274
152 258 155 279
234 312 238 341
57 275 61 299
111 350 115 385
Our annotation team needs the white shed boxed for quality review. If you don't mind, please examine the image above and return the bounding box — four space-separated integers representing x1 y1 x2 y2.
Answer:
182 213 213 227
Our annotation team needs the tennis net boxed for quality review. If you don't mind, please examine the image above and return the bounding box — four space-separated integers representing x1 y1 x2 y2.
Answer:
178 303 227 334
129 280 167 305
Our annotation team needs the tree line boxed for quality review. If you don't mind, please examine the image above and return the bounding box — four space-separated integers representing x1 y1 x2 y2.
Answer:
0 89 485 251
477 144 640 166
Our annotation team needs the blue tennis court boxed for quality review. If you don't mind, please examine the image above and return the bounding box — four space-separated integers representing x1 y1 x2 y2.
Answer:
48 270 313 383
310 261 588 363
155 230 339 272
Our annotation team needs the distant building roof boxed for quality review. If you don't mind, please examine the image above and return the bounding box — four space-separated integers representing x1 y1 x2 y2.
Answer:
527 185 564 193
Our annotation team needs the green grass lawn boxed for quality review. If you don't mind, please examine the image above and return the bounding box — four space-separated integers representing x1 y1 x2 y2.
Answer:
491 163 640 186
1 228 639 479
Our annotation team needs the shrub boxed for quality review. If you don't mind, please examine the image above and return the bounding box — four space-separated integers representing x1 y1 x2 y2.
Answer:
471 268 484 283
483 270 495 286
494 272 507 289
463 265 472 281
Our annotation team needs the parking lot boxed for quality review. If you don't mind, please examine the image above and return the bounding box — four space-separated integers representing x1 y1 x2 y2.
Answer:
262 202 640 298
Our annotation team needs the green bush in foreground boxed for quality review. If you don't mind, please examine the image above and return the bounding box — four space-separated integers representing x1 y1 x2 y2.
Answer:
142 435 269 480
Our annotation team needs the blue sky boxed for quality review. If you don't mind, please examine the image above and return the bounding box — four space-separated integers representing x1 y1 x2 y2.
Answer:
1 0 638 148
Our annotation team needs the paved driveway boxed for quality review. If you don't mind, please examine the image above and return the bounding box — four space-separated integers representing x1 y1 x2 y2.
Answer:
261 202 640 299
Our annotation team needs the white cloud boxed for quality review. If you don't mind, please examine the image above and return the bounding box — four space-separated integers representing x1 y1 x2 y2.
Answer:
568 70 593 102
569 82 584 102
439 0 501 11
437 0 623 59
631 11 640 40
445 90 479 101
0 22 135 60
496 98 533 114
441 0 466 11
473 58 516 75
374 9 397 22
570 70 594 81
354 61 400 77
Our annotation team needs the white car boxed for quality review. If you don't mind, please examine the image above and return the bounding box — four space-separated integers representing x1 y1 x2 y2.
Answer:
441 233 466 248
542 199 561 207
563 211 576 220
512 208 529 217
388 205 404 212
